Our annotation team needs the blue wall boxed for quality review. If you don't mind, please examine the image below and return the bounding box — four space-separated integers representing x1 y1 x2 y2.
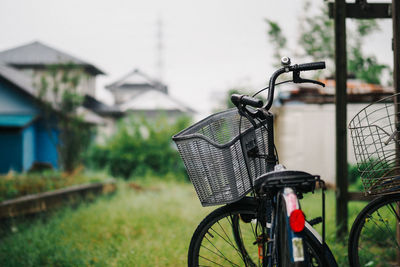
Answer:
0 129 22 173
0 122 59 174
0 79 59 173
35 120 59 169
22 125 35 171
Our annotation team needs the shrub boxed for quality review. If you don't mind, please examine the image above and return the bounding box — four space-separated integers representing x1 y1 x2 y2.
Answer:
348 163 360 184
0 170 106 202
348 159 393 192
86 114 191 180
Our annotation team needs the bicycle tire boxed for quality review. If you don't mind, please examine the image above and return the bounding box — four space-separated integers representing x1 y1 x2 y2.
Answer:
348 193 400 267
188 198 336 267
276 193 302 267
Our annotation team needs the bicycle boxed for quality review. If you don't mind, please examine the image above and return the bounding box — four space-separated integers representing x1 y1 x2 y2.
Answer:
173 57 338 266
348 93 400 266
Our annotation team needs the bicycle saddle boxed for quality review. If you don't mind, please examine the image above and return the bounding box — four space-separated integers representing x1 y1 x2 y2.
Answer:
254 169 319 194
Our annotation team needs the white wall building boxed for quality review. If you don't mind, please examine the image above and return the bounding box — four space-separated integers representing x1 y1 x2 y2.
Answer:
273 80 393 186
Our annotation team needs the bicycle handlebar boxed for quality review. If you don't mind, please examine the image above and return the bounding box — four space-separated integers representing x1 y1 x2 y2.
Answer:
231 94 263 108
263 61 326 110
231 59 326 114
297 62 326 72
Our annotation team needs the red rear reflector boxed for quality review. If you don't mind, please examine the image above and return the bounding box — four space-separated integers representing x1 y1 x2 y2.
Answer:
289 209 305 232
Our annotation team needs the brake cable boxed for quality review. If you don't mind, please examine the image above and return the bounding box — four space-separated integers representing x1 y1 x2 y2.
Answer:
252 80 293 98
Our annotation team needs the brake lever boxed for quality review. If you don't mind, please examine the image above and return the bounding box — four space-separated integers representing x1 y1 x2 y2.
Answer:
293 70 325 87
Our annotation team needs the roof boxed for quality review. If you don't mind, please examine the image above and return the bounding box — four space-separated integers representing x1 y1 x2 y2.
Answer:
83 95 123 117
119 89 195 113
0 63 36 97
0 64 107 125
0 114 36 127
106 69 167 93
76 107 106 125
279 79 394 104
318 79 392 95
0 41 105 75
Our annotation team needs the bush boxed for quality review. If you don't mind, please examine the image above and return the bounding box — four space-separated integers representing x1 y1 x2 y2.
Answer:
348 159 394 192
0 170 106 202
86 114 191 180
348 163 360 184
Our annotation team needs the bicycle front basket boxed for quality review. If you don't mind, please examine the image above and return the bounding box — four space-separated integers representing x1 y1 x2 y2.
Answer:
349 93 400 195
173 108 270 206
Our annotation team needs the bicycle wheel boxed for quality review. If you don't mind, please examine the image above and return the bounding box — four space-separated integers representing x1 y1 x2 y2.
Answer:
188 198 335 267
349 193 400 267
276 193 302 267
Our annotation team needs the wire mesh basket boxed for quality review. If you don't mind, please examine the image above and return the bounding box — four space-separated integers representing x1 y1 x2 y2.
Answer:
349 93 400 195
173 108 270 206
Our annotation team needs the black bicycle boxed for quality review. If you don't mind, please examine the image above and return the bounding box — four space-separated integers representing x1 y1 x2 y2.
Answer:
173 57 338 266
174 56 400 266
348 94 400 267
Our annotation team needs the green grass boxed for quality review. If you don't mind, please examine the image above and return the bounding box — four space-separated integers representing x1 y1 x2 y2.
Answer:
0 178 363 266
301 190 367 266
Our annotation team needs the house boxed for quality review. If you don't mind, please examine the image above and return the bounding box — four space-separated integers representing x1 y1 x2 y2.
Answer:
273 79 393 185
0 41 118 173
0 63 59 173
0 41 103 98
82 95 124 139
106 69 195 119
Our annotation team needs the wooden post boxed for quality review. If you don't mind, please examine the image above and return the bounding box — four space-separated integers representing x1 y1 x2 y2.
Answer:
393 0 400 97
328 0 392 239
334 0 348 239
392 0 400 263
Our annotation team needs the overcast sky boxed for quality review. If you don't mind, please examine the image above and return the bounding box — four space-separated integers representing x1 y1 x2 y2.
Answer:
0 0 393 115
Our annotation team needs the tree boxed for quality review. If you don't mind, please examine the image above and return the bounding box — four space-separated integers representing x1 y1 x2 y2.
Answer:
37 63 92 173
265 19 288 67
266 0 390 84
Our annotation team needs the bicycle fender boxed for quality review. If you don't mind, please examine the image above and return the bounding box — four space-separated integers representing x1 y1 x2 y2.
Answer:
281 188 305 263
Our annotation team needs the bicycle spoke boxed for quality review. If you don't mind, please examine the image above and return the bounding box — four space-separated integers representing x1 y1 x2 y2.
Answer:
375 209 400 249
250 222 256 239
387 202 400 222
217 218 237 251
200 244 240 267
202 235 241 267
199 254 229 267
209 226 242 255
358 213 396 252
235 215 259 267
217 216 248 262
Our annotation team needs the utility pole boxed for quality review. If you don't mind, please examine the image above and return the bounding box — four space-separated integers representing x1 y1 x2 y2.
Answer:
334 0 348 239
156 16 164 83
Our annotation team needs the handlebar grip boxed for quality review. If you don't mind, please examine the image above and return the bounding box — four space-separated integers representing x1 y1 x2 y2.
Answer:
296 61 326 71
231 94 263 108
